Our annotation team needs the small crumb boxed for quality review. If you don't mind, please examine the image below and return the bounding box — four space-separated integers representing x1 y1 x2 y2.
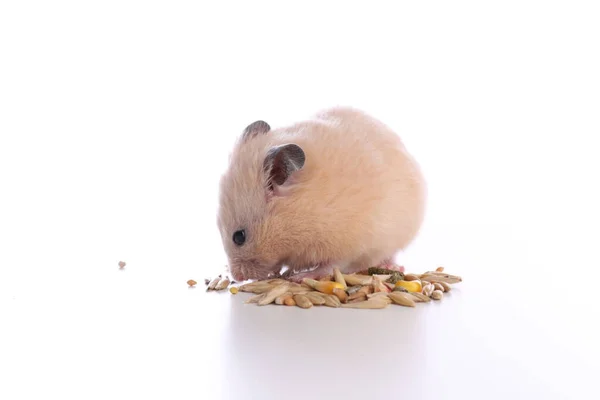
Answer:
229 287 238 294
204 278 210 285
118 261 126 269
187 279 197 287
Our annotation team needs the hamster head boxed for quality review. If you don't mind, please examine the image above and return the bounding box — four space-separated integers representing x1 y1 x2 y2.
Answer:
217 120 306 281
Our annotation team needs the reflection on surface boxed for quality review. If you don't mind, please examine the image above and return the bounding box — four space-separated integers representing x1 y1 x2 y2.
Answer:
216 279 581 400
222 289 433 398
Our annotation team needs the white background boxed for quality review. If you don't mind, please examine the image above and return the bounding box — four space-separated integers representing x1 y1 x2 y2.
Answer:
1 1 599 399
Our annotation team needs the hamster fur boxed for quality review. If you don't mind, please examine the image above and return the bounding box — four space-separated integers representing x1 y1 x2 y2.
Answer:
217 107 426 282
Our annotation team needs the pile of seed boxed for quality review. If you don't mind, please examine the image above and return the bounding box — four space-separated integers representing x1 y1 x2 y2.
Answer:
197 266 462 310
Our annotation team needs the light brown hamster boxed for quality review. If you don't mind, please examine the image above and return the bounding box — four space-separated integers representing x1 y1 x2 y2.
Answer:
217 107 426 282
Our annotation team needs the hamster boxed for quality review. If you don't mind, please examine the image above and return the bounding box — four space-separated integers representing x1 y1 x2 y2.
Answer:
217 107 426 282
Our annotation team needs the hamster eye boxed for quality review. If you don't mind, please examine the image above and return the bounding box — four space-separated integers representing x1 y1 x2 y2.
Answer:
232 229 246 246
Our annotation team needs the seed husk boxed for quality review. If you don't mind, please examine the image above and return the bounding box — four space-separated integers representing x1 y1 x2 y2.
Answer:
245 293 265 304
341 296 391 309
207 277 221 291
302 278 344 294
304 292 326 305
408 292 432 303
388 292 416 307
215 278 230 291
347 292 367 303
333 288 348 303
404 274 420 281
333 267 347 289
358 285 374 295
284 297 296 306
294 294 313 309
432 290 444 300
275 293 293 305
422 283 434 297
250 286 277 294
287 286 310 294
343 274 373 286
372 276 382 292
432 281 451 292
433 283 444 292
319 275 333 282
323 294 341 308
372 276 389 293
436 266 445 272
393 286 408 293
239 280 284 292
367 292 390 299
187 279 197 287
419 272 462 284
239 282 276 294
263 278 288 285
258 283 290 306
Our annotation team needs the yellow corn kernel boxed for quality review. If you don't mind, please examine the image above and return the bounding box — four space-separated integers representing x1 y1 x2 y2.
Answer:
229 287 238 294
395 280 422 293
302 278 345 294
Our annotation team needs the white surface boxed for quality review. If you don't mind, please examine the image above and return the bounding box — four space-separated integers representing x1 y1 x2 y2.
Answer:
1 1 600 399
2 221 599 400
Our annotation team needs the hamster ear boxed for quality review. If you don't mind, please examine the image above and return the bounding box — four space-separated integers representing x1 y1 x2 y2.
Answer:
242 120 270 141
263 143 305 187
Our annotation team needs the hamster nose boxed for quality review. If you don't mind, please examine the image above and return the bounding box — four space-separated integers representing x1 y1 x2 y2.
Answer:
231 268 246 282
